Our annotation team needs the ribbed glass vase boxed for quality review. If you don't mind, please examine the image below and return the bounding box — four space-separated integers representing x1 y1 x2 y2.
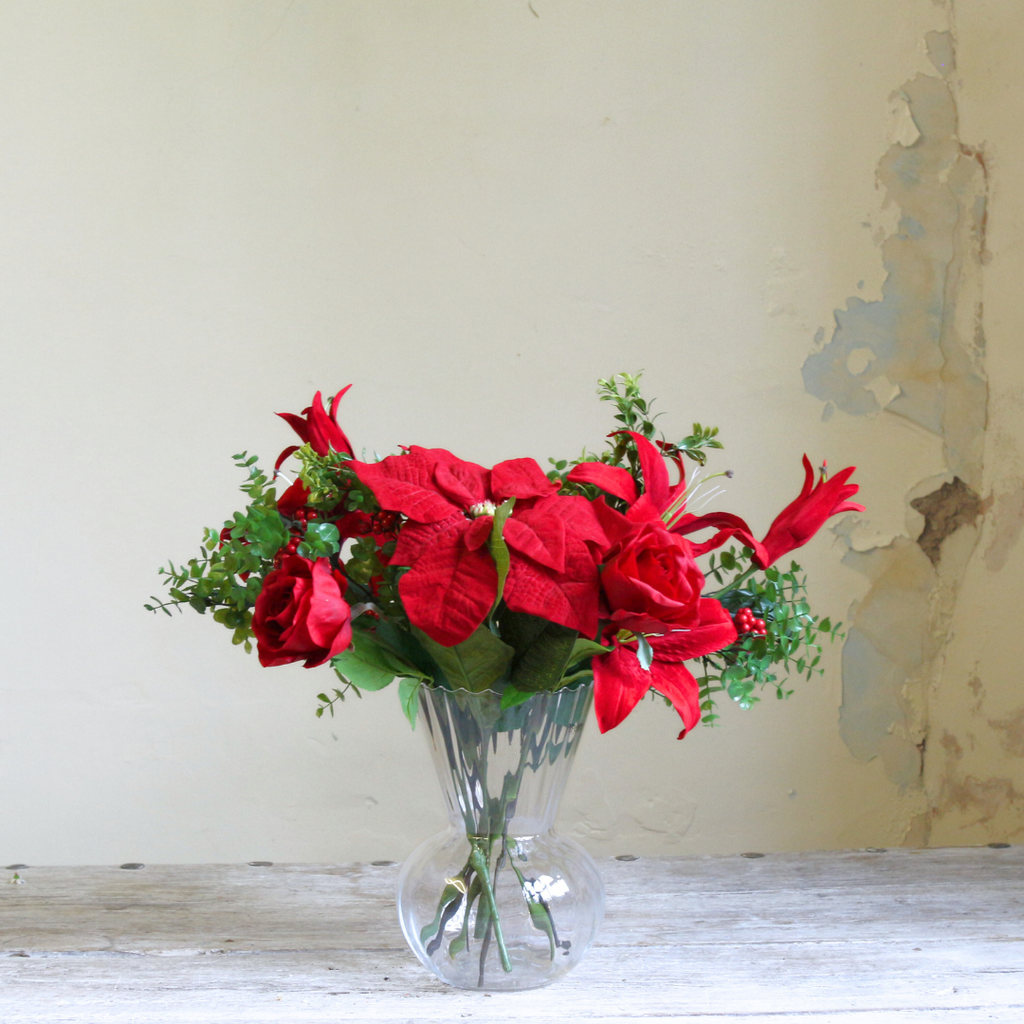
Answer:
396 683 604 991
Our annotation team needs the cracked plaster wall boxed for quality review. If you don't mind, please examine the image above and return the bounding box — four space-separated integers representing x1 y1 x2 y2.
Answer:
2 1 1022 864
802 5 1024 846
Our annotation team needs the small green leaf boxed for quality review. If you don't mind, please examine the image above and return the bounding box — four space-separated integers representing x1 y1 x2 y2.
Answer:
500 685 534 710
399 677 422 729
568 637 612 663
487 498 515 618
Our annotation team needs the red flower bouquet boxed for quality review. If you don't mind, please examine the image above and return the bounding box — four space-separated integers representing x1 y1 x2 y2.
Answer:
150 372 862 736
148 372 862 990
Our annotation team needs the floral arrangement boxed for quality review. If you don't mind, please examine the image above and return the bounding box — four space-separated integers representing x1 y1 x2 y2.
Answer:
148 373 862 737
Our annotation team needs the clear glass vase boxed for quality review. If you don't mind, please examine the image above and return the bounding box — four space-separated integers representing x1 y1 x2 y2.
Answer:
396 682 604 991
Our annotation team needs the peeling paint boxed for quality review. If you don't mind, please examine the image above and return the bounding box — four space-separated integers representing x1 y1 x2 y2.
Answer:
909 477 982 565
804 24 990 820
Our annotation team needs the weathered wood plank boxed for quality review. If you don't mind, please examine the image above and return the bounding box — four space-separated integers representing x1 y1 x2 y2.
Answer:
1 848 1022 1022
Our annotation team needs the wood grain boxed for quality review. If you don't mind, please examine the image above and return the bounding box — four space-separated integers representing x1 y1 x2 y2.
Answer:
2 847 1022 1022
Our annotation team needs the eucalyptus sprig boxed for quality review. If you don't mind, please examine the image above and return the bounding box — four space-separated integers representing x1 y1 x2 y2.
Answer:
549 373 725 501
144 453 286 651
692 547 844 725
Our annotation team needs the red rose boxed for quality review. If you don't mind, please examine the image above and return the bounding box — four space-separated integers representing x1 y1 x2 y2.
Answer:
601 522 705 636
252 555 352 668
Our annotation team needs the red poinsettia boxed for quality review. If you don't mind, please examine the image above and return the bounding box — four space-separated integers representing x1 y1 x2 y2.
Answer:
275 387 355 472
350 447 609 646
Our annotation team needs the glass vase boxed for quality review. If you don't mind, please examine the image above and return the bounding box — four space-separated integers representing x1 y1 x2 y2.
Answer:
396 682 604 991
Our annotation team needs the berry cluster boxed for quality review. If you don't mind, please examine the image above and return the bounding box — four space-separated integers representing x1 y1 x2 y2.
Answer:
734 607 767 636
282 507 320 557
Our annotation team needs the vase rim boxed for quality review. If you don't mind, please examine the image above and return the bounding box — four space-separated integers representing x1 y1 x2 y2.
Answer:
421 678 593 699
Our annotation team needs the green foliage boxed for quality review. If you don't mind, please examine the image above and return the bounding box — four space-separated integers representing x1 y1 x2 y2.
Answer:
292 444 354 509
297 520 340 560
693 547 844 726
597 371 661 439
414 625 516 694
548 372 725 501
144 453 286 651
487 498 515 621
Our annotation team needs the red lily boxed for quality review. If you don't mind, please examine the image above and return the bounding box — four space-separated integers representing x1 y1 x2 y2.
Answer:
672 457 863 568
351 447 609 646
592 598 737 738
570 433 862 569
756 457 864 566
275 387 355 472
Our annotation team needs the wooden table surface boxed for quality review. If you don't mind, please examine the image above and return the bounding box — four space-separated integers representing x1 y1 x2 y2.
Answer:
2 846 1022 1023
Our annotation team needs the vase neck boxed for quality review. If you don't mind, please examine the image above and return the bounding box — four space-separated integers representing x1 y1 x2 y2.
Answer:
418 684 592 837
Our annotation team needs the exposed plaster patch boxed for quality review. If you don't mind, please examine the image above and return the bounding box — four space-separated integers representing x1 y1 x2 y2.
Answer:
982 482 1024 571
798 24 991 823
925 31 956 77
929 674 1024 840
967 671 985 713
801 27 988 819
839 538 936 788
909 477 982 565
988 707 1024 760
935 768 1024 834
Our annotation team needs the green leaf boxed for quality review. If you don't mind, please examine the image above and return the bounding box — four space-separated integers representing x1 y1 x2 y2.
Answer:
488 498 515 618
331 650 394 691
399 677 422 729
500 684 535 710
509 619 579 692
568 637 612 663
414 626 515 692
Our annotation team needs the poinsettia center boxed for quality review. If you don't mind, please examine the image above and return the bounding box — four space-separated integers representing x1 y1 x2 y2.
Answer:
467 500 497 518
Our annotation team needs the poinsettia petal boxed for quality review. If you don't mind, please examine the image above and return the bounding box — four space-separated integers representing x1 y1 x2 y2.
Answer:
391 514 467 567
490 458 560 501
398 526 497 646
351 448 461 524
565 462 638 505
504 511 566 572
536 494 610 550
503 531 600 636
464 515 493 551
433 456 490 508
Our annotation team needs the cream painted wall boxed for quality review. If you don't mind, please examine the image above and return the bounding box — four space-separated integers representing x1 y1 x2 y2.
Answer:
0 1 1018 865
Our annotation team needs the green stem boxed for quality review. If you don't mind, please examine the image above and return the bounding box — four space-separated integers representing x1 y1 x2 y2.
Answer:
705 565 758 598
469 837 512 973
